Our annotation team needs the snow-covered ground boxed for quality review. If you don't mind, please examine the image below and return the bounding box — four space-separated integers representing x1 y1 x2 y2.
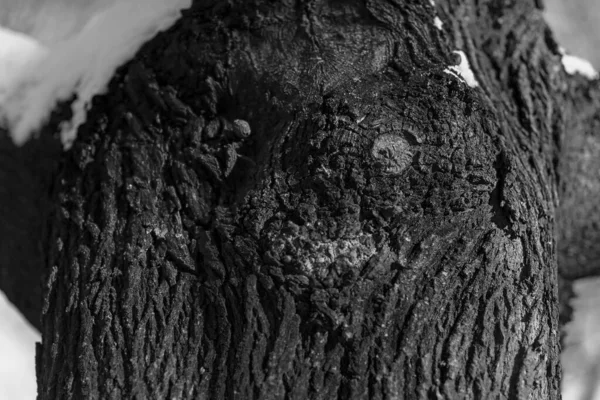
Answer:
0 291 39 400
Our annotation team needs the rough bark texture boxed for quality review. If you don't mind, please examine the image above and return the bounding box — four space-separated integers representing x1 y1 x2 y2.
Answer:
2 0 600 399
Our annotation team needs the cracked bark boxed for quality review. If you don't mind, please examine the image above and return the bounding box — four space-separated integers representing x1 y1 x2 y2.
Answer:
2 0 600 398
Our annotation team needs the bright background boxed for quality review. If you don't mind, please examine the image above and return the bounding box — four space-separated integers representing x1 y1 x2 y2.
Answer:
0 291 39 400
544 0 600 68
544 0 600 398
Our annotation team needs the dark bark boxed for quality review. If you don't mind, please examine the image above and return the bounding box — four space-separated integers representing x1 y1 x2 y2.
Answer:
2 0 600 398
0 132 61 330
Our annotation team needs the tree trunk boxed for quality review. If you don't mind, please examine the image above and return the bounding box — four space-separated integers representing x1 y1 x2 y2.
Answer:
3 0 600 398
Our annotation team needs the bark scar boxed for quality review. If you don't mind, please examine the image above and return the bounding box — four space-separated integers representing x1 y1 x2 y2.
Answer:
371 133 412 174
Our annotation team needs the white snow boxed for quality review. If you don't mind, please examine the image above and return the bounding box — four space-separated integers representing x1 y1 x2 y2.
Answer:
561 52 599 80
0 290 40 400
562 277 600 400
434 16 443 30
0 0 191 148
0 27 47 100
444 50 479 88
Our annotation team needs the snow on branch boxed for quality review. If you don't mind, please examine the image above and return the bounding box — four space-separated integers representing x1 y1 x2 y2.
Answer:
0 0 191 148
444 50 479 88
561 51 599 80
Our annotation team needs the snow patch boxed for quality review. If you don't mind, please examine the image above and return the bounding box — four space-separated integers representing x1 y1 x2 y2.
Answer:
0 291 40 400
434 16 443 30
0 0 191 148
444 50 479 88
560 49 599 80
0 27 47 100
562 277 600 399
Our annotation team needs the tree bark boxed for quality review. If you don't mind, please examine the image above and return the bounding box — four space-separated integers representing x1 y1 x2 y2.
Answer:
3 0 600 398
